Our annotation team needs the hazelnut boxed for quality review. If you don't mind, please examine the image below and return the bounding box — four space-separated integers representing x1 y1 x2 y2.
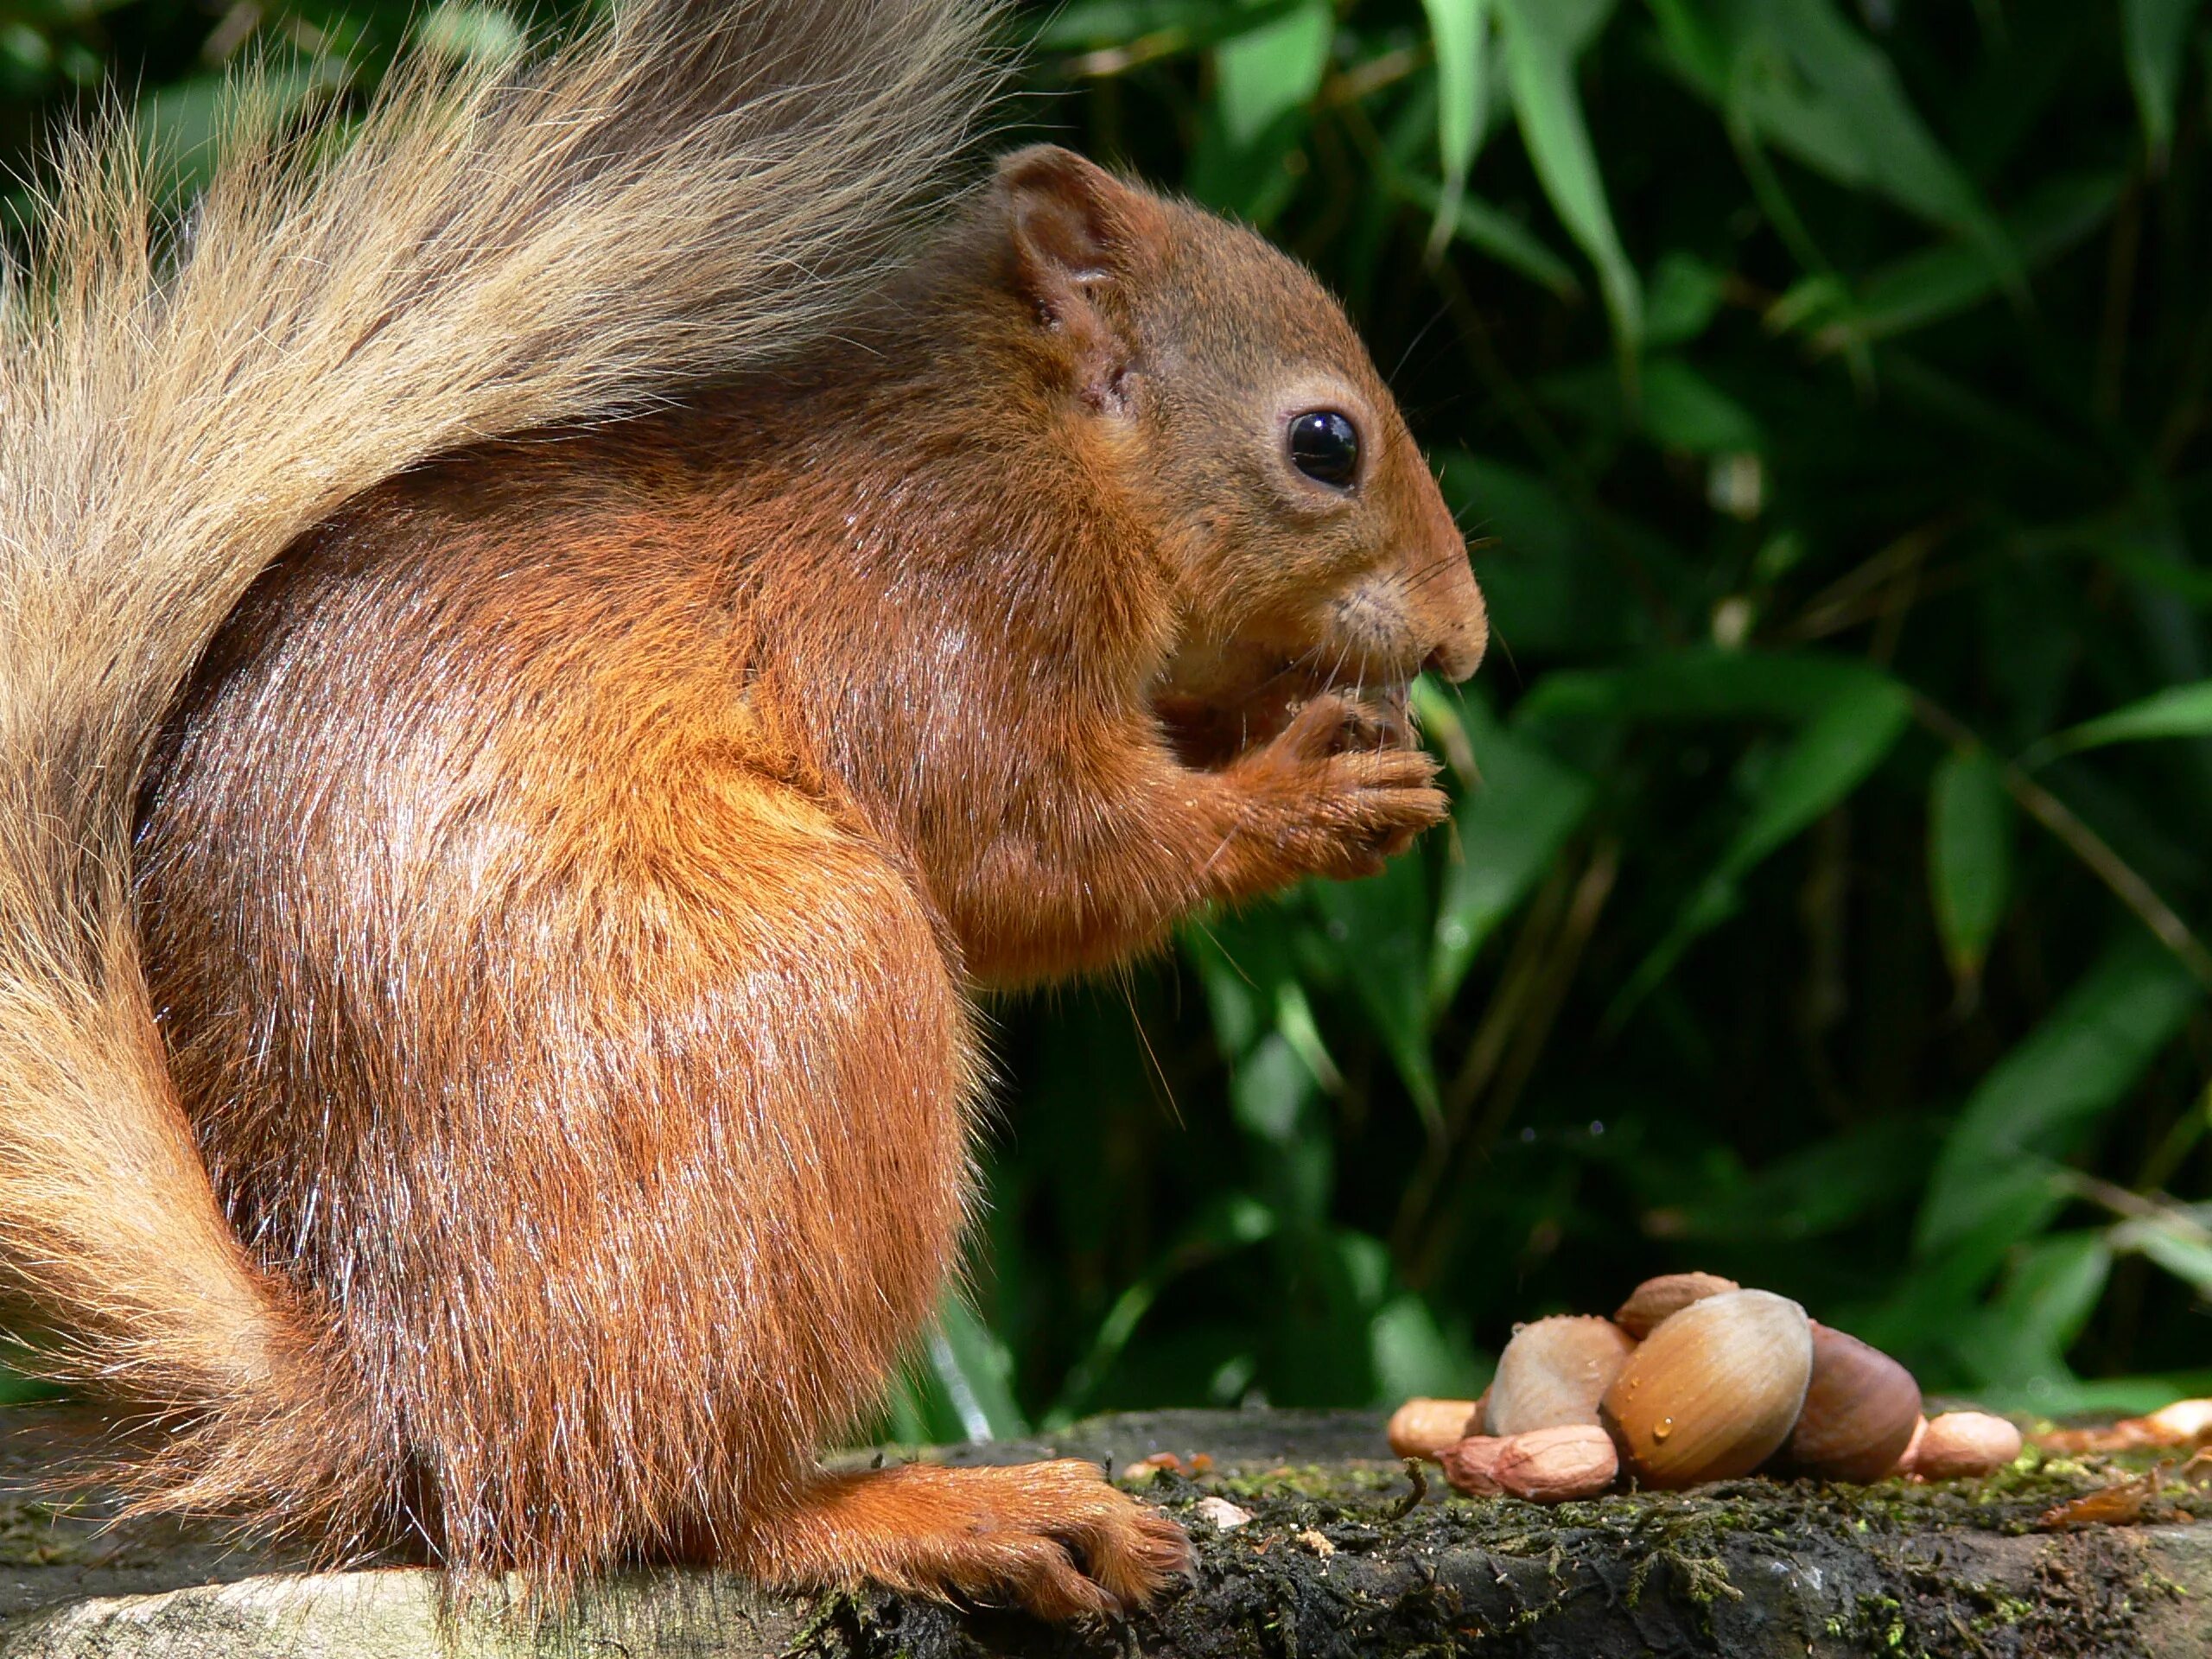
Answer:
1613 1272 1739 1339
1387 1397 1484 1462
1601 1287 1813 1488
1777 1324 1922 1484
1492 1425 1619 1503
1484 1316 1637 1436
1906 1411 2022 1480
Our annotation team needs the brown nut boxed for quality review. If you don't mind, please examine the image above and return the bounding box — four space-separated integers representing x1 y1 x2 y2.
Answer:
1484 1316 1637 1436
1440 1435 1509 1496
1601 1287 1813 1488
1777 1324 1923 1484
1388 1397 1484 1462
1612 1272 1740 1339
1492 1425 1619 1503
1907 1411 2022 1480
2145 1398 2212 1446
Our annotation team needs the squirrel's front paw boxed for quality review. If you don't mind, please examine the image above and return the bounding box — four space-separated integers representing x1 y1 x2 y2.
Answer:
1224 693 1447 885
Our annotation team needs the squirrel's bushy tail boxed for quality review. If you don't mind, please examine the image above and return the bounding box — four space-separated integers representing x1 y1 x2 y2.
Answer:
0 0 999 1545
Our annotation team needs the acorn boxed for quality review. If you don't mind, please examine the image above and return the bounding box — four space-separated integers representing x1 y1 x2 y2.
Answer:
1612 1272 1739 1340
1600 1287 1813 1488
1491 1425 1619 1503
1388 1396 1484 1462
1484 1316 1637 1436
1905 1411 2022 1480
1776 1324 1922 1483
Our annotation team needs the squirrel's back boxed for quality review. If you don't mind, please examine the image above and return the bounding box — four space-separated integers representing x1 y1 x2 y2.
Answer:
0 0 1000 1553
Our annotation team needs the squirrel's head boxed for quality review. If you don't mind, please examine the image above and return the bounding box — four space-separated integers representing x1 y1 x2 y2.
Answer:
991 145 1485 755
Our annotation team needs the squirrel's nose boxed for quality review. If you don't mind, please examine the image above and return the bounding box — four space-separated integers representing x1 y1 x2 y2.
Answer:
1415 544 1488 683
1425 626 1486 683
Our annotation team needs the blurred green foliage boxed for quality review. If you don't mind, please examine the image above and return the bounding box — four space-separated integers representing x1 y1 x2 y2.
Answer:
7 0 2212 1440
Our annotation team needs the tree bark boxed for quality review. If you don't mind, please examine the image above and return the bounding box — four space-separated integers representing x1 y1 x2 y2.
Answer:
3 1405 2205 1657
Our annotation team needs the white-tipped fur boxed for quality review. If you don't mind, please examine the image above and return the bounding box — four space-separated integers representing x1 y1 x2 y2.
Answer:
0 0 998 1441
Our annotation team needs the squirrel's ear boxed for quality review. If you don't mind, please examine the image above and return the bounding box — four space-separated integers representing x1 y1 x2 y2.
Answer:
995 145 1160 410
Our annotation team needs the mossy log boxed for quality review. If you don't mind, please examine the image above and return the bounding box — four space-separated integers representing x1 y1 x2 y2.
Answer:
2 1404 2207 1657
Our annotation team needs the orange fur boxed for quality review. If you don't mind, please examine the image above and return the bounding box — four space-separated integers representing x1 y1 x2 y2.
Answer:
5 10 1482 1618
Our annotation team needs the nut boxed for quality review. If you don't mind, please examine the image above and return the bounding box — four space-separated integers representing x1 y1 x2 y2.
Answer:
1906 1411 2022 1480
1192 1495 1254 1529
1601 1287 1813 1488
1491 1425 1619 1503
1439 1435 1509 1496
2145 1398 2212 1446
1895 1414 1927 1475
1387 1397 1484 1462
1484 1316 1637 1436
1613 1272 1740 1339
1777 1324 1923 1483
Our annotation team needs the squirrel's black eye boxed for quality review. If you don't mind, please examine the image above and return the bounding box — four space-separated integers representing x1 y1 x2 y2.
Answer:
1287 410 1360 488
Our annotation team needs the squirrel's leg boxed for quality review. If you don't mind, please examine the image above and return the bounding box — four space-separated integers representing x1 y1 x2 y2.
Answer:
146 726 1184 1607
728 1459 1190 1618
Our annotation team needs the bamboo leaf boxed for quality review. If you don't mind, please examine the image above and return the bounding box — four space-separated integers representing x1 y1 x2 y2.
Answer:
927 1294 1031 1441
1419 0 1491 257
1492 0 1640 364
2041 681 2212 760
1961 1230 2112 1389
1310 857 1442 1133
1616 674 1911 1018
2123 0 2204 160
1929 749 2013 985
1916 942 2202 1259
1395 173 1580 296
1187 0 1333 222
1430 710 1596 1012
1215 0 1332 149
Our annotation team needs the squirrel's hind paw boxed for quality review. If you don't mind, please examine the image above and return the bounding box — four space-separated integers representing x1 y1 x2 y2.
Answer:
740 1458 1192 1621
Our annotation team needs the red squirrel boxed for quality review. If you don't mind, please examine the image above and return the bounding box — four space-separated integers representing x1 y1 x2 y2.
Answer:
0 0 1484 1617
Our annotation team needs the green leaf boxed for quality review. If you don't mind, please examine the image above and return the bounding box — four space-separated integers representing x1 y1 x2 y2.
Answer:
1637 357 1764 454
1916 941 2202 1258
1419 0 1492 255
1928 748 2012 984
1369 1291 1484 1402
1649 1118 1931 1243
0 1363 63 1407
1395 174 1580 296
1492 0 1640 364
1185 0 1333 223
135 64 336 197
926 1294 1031 1441
1665 0 2019 292
1431 707 1595 1011
1034 0 1304 52
1519 647 1904 726
2109 1209 2212 1296
1618 673 1911 1017
413 2 524 66
2041 680 2212 760
1767 0 2018 285
1804 172 2124 352
1960 1230 2111 1389
2123 0 2204 158
1644 251 1727 347
1215 0 1332 149
1045 1195 1278 1427
1309 857 1442 1132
